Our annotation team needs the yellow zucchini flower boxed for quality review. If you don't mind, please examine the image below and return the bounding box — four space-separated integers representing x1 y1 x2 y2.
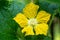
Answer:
13 2 51 36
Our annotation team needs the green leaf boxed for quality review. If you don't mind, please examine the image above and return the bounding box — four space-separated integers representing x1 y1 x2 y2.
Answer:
46 0 60 17
17 27 25 40
37 0 58 14
0 0 9 10
46 0 60 4
0 10 18 40
25 35 35 40
43 36 51 40
0 0 26 40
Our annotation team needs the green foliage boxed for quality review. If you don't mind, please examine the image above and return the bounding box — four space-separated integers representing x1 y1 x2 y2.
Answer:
17 27 25 40
25 35 51 40
0 0 9 10
46 0 60 18
0 10 18 40
37 0 60 18
43 36 51 40
0 0 26 40
46 0 60 4
0 0 60 40
37 0 58 14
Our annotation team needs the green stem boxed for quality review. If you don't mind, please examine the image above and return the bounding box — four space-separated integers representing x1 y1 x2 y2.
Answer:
49 9 60 27
49 12 56 27
48 10 57 37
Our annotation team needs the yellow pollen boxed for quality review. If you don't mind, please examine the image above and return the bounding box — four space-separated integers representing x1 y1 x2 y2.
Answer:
28 18 37 26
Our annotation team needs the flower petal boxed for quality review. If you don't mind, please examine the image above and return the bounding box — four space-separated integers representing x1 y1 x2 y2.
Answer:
13 13 28 28
23 2 39 19
22 26 34 36
34 23 48 35
36 11 51 23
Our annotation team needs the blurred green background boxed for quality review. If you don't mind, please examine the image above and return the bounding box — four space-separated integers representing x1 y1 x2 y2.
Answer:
0 0 60 40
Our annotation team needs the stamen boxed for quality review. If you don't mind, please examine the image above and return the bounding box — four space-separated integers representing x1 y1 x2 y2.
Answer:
28 18 37 26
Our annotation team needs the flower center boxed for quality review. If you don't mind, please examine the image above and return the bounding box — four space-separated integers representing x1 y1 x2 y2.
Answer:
28 18 37 26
